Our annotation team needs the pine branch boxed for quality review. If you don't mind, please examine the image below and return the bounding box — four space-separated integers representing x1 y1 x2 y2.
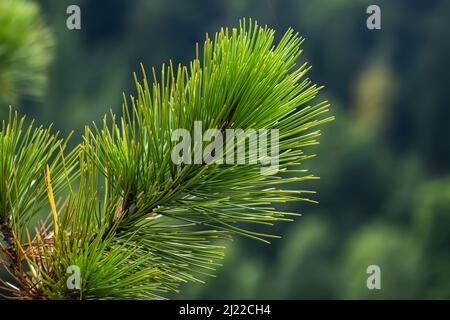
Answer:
0 20 334 299
0 108 77 298
86 20 332 242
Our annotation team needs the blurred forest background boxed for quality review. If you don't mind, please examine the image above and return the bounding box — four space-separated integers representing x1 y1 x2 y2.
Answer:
1 0 450 299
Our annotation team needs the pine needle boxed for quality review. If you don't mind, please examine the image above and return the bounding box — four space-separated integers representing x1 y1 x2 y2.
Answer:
45 164 59 237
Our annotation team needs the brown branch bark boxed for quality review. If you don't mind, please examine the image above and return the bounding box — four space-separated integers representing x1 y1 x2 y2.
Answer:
0 215 19 269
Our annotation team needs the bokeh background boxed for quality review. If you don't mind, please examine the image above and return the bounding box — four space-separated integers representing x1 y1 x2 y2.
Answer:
1 0 450 299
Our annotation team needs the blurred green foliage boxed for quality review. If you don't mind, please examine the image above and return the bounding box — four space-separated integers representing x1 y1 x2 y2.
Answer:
0 0 53 107
2 0 450 298
341 225 422 299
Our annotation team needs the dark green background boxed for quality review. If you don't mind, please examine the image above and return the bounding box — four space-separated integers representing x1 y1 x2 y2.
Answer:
3 0 450 299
